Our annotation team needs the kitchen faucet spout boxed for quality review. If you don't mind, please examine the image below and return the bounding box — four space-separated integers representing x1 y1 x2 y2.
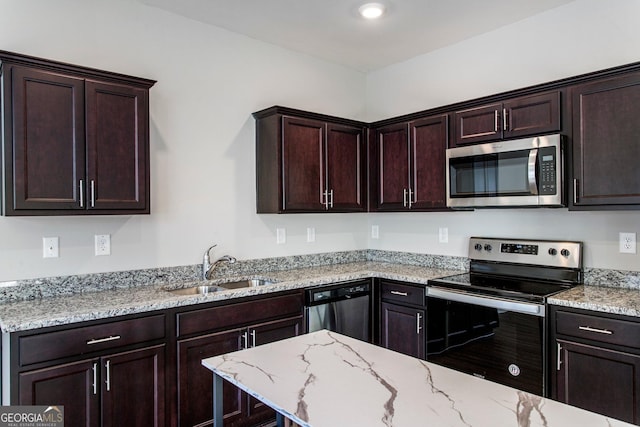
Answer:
203 245 237 280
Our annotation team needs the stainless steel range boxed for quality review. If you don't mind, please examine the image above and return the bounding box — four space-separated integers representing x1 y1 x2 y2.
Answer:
427 237 583 396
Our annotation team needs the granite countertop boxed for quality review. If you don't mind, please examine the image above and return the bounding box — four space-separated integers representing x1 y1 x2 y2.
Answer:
549 285 640 317
0 261 460 333
202 330 632 427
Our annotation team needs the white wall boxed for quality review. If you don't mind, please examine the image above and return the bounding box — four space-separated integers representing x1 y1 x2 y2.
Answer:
365 0 640 271
1 0 639 281
0 0 368 280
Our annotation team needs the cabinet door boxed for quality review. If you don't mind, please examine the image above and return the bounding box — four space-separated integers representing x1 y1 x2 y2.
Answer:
281 116 325 212
503 91 560 139
247 316 303 419
571 73 640 207
454 103 502 146
19 359 99 427
380 302 425 359
375 123 409 210
409 115 448 210
85 81 149 212
6 66 85 213
101 345 165 427
326 124 366 211
178 329 244 427
556 339 640 424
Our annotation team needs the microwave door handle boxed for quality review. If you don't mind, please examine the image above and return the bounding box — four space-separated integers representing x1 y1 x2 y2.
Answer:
528 148 539 195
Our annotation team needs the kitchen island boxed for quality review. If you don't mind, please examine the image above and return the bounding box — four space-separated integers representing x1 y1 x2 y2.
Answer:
202 330 633 427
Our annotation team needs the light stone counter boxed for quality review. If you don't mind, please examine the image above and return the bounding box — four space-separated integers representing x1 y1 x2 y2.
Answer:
548 285 640 317
0 261 460 333
202 330 632 427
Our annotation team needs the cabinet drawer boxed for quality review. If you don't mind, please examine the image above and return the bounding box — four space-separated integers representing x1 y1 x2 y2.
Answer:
19 314 165 366
380 281 424 306
556 311 640 348
177 293 303 337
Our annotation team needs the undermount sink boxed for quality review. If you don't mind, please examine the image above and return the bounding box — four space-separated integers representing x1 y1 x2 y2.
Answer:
167 279 275 296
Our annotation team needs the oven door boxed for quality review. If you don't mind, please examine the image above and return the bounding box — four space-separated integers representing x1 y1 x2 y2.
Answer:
446 134 562 208
425 287 546 396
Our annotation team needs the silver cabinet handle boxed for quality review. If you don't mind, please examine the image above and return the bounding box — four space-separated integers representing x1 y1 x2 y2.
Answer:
503 107 508 131
322 190 329 210
573 179 578 204
416 313 422 334
329 189 334 208
79 180 85 208
408 188 413 208
242 331 249 349
390 290 408 296
87 335 121 345
579 326 613 335
250 329 256 348
494 110 499 133
557 342 562 371
92 362 98 395
105 360 111 392
90 180 96 208
403 189 408 207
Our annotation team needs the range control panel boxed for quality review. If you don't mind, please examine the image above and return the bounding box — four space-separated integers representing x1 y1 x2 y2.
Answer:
469 237 582 269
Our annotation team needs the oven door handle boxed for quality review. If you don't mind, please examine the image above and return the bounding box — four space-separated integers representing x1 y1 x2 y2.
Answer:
426 287 545 317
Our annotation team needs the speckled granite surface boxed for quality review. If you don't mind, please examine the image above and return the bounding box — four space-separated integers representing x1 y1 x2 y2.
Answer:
548 268 640 316
0 249 467 303
0 260 461 333
2 248 639 332
548 285 640 317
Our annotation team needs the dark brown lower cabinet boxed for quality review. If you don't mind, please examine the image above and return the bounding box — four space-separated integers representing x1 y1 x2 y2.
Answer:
177 316 302 427
556 340 640 424
380 302 425 359
551 306 640 424
19 345 165 427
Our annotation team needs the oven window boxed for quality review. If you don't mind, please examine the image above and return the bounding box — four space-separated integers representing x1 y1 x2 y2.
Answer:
426 297 544 395
449 150 532 198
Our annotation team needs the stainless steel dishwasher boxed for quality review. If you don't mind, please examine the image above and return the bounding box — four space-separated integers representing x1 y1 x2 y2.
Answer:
305 280 372 342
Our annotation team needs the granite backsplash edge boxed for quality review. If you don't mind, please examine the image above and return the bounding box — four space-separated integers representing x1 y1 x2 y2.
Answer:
0 250 635 302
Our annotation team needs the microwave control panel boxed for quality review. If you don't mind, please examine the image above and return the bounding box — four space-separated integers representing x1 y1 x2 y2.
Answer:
538 146 557 195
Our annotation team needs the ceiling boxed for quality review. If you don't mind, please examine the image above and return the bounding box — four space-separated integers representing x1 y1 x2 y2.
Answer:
138 0 575 72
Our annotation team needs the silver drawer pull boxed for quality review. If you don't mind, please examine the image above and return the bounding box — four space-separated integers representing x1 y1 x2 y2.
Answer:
390 291 408 296
87 335 121 345
579 326 613 335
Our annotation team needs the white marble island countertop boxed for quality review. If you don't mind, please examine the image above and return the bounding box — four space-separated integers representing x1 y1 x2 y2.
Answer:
203 330 632 427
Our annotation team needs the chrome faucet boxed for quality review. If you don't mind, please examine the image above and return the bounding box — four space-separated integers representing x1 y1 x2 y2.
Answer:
203 245 237 280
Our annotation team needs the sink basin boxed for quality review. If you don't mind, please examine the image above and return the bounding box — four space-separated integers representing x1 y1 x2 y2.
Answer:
167 279 275 295
167 285 225 296
219 279 275 289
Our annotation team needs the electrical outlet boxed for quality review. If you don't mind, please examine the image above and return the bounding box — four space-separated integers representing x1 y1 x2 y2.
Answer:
306 227 316 243
371 225 379 239
619 232 637 254
276 228 286 244
95 234 111 256
43 237 59 258
439 227 449 243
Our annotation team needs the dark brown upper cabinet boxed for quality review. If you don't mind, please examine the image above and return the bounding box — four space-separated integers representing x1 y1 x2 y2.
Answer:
570 71 640 209
254 106 367 213
372 114 448 211
453 91 561 146
0 51 155 216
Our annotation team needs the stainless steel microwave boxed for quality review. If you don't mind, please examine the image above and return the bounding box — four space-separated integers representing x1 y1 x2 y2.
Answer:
446 134 564 208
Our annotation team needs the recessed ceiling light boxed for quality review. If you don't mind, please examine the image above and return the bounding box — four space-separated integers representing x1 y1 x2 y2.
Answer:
358 2 386 19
